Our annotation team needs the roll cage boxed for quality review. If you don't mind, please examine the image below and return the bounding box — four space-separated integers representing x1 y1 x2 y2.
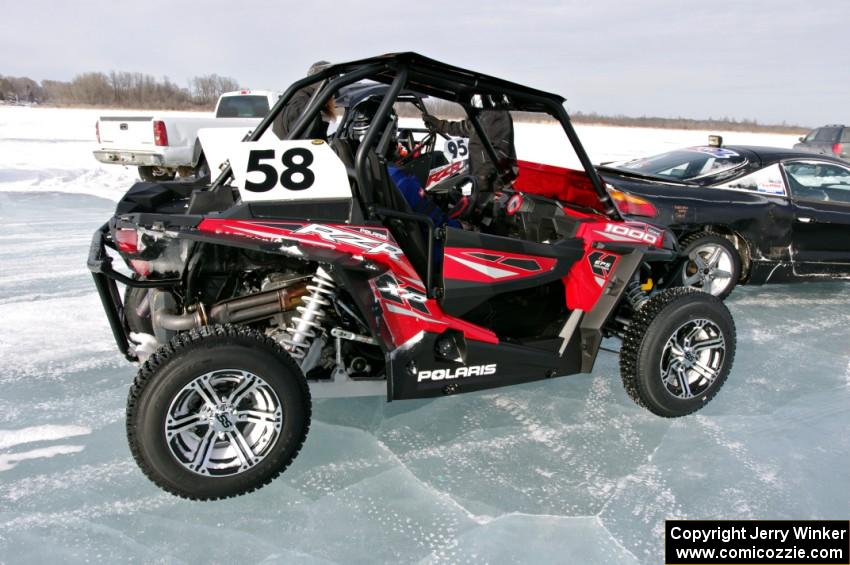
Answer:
209 52 617 220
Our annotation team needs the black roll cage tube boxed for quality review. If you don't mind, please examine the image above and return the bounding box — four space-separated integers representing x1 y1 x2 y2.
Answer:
209 59 616 217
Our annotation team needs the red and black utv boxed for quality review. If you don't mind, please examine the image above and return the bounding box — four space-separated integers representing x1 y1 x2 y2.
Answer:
87 53 736 500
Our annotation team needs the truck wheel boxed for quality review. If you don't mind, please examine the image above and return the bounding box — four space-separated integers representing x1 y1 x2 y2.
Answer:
619 287 735 417
124 286 153 334
676 233 740 299
126 324 311 500
138 166 175 183
193 154 210 180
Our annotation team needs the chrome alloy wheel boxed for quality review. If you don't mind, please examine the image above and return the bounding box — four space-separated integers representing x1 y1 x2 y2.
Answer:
660 319 726 399
682 243 735 296
165 370 283 476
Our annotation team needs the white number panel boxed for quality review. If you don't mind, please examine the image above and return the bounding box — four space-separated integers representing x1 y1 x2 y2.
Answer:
230 139 352 203
442 137 469 162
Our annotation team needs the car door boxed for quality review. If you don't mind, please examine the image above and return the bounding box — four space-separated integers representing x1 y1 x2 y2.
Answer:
783 159 850 275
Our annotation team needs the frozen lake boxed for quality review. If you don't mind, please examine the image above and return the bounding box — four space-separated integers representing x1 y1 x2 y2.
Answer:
1 106 848 564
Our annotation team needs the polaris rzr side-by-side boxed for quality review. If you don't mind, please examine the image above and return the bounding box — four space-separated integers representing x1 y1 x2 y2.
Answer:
88 53 736 500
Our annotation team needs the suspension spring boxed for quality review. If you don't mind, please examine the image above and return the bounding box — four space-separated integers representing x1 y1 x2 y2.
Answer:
279 267 335 359
624 279 649 311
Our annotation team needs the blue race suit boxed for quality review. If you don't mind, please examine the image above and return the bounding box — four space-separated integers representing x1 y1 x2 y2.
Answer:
387 164 461 229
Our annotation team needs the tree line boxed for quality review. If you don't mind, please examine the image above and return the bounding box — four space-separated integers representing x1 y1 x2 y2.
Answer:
0 71 240 109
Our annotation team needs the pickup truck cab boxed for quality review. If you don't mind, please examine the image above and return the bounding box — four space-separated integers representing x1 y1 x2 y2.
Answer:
93 90 279 181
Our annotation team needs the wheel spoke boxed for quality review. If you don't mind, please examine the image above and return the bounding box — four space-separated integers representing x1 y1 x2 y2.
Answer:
690 253 707 270
677 367 694 399
229 376 260 406
236 409 279 424
227 428 256 466
192 380 220 408
713 269 733 279
167 413 204 434
683 273 703 286
683 320 707 345
706 247 723 268
691 361 719 383
692 335 724 353
662 357 681 385
191 428 217 472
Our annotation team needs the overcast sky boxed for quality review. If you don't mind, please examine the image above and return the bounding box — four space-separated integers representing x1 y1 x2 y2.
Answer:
2 0 848 126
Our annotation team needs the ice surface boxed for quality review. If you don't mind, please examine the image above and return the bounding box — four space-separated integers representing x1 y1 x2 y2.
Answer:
1 106 848 564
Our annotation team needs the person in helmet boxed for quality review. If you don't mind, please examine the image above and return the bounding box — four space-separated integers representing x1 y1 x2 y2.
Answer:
346 96 459 229
273 60 336 140
422 97 517 192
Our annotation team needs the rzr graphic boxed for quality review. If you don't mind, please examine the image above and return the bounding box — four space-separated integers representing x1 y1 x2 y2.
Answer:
87 52 737 501
374 273 430 315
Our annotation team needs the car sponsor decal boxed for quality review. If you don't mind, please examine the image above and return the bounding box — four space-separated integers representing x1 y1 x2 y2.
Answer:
425 160 467 188
594 222 662 246
690 146 740 159
417 364 497 382
587 251 619 287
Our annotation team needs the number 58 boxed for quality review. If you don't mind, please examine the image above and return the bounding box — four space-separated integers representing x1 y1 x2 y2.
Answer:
245 148 315 192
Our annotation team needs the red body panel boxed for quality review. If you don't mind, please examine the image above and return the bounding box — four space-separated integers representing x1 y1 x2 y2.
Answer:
197 218 498 347
514 160 606 213
565 220 664 311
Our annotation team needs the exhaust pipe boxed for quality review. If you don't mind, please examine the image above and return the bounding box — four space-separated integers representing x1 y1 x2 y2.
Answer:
152 285 307 332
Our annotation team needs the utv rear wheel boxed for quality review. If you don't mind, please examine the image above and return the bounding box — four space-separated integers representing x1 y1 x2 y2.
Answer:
126 324 310 500
123 286 152 335
676 233 740 299
620 287 735 417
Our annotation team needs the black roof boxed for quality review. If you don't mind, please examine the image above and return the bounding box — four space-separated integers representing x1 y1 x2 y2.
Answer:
319 52 565 112
725 145 849 165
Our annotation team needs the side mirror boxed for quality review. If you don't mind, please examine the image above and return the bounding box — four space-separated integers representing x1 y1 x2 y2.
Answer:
799 137 805 142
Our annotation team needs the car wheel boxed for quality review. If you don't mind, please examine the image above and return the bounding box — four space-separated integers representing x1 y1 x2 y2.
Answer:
619 287 735 417
126 324 311 500
676 233 740 299
138 166 175 183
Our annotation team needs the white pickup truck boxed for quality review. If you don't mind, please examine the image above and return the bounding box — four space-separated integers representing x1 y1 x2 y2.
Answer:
93 90 280 181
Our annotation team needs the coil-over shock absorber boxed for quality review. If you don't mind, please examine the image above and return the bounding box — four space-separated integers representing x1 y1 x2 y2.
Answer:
624 278 649 311
280 267 335 360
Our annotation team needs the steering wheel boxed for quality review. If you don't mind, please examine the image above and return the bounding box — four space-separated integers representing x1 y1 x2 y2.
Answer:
426 174 480 221
396 127 437 166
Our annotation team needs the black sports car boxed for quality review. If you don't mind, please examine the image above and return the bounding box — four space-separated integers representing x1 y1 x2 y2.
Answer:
598 141 850 298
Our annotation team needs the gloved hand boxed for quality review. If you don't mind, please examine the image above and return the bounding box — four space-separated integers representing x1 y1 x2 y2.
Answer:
422 113 440 130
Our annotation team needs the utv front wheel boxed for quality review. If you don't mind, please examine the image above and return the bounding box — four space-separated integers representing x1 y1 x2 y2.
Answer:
620 288 735 417
126 325 310 500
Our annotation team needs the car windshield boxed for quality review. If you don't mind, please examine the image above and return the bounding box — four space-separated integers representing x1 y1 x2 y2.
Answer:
605 147 747 181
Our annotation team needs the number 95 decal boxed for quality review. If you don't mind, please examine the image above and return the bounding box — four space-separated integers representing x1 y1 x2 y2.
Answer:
231 140 351 203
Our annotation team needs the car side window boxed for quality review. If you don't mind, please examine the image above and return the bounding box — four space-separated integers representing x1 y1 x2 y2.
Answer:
841 128 850 143
813 127 841 142
716 163 786 195
784 161 850 204
803 129 819 143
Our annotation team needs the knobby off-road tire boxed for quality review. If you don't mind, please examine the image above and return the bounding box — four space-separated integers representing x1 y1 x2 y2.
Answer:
123 286 153 335
620 287 735 417
675 233 741 300
126 324 311 500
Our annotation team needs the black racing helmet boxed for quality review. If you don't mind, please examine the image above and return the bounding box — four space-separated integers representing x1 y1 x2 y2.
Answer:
348 97 383 140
